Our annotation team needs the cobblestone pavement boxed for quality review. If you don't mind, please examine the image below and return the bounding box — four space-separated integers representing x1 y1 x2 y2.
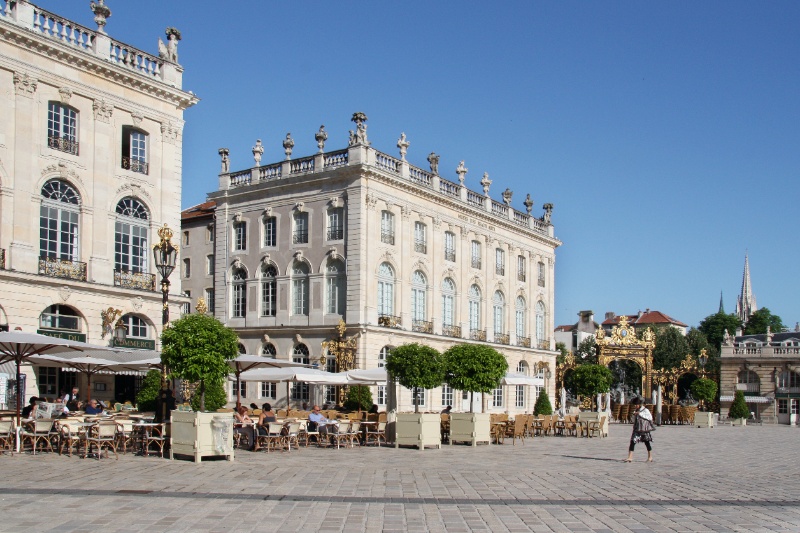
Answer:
1 424 799 532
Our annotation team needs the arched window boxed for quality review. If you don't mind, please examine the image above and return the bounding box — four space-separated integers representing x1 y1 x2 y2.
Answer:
515 296 526 338
261 264 277 317
326 259 345 315
441 278 456 327
535 301 546 345
411 270 427 322
231 267 247 318
737 369 760 393
377 262 395 317
778 370 800 389
40 180 80 261
238 343 247 354
261 343 277 358
120 314 149 339
292 261 309 315
493 291 505 335
40 304 80 331
468 284 482 333
47 102 78 155
517 361 529 375
115 197 149 274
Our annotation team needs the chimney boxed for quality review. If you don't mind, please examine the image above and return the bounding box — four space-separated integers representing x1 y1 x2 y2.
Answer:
605 312 615 321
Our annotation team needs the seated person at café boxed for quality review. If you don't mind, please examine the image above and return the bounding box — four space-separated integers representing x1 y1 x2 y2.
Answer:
234 405 253 423
234 405 255 450
256 403 277 436
84 399 104 415
441 405 452 415
369 404 379 414
308 405 338 438
22 396 39 419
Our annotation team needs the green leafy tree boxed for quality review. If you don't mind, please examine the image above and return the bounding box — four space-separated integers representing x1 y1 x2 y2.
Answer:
442 344 508 413
135 369 163 412
575 336 597 364
189 377 228 412
386 343 445 413
744 308 785 335
690 378 718 411
728 390 750 420
698 312 741 350
533 389 553 415
555 342 569 366
685 328 720 375
344 385 373 412
652 327 689 370
572 364 614 397
161 313 239 412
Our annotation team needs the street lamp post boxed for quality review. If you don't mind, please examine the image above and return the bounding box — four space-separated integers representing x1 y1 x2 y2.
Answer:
153 224 177 389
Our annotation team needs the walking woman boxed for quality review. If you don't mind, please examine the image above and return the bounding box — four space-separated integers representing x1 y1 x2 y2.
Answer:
624 397 654 462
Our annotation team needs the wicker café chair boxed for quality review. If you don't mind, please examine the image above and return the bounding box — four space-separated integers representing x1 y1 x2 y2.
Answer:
504 417 527 445
0 419 15 456
84 422 119 460
21 419 56 454
58 420 87 457
365 421 387 446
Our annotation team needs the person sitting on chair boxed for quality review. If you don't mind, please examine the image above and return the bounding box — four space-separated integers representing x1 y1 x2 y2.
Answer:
308 405 338 441
84 399 104 415
21 396 39 419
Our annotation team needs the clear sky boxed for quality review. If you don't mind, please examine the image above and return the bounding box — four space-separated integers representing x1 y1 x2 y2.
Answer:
36 1 799 330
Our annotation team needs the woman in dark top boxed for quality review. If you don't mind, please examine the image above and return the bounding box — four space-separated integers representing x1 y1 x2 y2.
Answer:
257 403 277 435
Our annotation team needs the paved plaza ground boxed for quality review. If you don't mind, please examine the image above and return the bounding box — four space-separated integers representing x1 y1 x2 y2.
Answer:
1 423 798 532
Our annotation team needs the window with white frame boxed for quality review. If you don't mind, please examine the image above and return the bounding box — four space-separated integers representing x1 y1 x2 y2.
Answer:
120 314 148 339
515 296 526 338
778 399 788 414
492 387 503 407
411 270 427 322
260 382 276 399
182 292 191 315
114 197 149 274
778 371 800 389
441 383 454 408
441 278 456 327
206 225 214 243
377 262 395 317
377 346 390 405
293 212 309 244
538 261 546 287
469 284 482 332
493 291 505 335
47 102 79 155
412 388 426 407
182 231 190 246
444 231 456 262
263 216 277 247
517 255 526 282
231 267 247 318
233 221 246 250
261 343 277 358
326 259 345 315
234 380 246 398
261 264 277 317
517 361 529 375
515 385 525 408
122 126 148 174
535 301 545 345
40 180 80 261
204 288 215 313
206 255 214 276
380 210 395 245
471 240 481 269
327 208 344 240
414 222 427 254
495 248 505 276
292 261 310 315
292 344 310 400
40 304 80 331
183 258 191 278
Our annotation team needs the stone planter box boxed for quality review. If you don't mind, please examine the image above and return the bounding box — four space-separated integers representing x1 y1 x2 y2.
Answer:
449 412 491 446
395 412 441 450
694 411 715 428
170 410 235 463
730 418 747 426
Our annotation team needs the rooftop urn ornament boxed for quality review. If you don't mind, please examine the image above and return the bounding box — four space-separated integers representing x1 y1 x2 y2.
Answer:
524 193 533 214
351 112 369 145
542 203 554 224
480 172 492 196
158 27 182 63
315 125 328 153
90 0 111 34
218 148 230 173
502 188 513 206
282 133 294 160
397 133 410 160
252 139 264 167
427 152 440 175
455 160 468 185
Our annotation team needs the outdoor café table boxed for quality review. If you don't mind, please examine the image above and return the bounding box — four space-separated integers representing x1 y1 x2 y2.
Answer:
132 422 162 456
359 420 377 445
575 418 591 438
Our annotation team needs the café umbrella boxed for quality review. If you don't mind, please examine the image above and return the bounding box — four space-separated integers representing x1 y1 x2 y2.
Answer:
28 352 122 403
236 366 351 409
228 354 309 407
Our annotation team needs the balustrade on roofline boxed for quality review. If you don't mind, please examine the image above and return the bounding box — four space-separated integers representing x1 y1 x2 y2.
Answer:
224 145 551 237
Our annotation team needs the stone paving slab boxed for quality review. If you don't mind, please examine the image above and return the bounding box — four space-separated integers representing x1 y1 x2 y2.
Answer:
1 424 799 532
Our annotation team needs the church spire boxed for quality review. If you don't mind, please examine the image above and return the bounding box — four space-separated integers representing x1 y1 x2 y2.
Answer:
736 253 756 323
719 291 725 314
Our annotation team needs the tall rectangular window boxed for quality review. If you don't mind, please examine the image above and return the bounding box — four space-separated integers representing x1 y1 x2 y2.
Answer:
538 261 546 287
206 255 214 276
495 248 505 276
182 231 190 246
327 208 344 240
377 386 386 405
517 255 526 282
122 126 148 174
441 384 454 408
182 258 191 278
515 385 525 408
293 212 309 244
206 225 214 243
471 240 481 269
260 382 276 399
40 205 79 261
263 216 277 247
381 211 395 245
47 102 78 155
492 387 503 408
234 222 246 250
114 220 147 273
414 222 427 254
204 288 215 313
412 388 426 407
444 231 456 262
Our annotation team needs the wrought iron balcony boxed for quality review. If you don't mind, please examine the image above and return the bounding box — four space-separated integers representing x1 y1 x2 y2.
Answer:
471 258 481 269
412 320 433 334
470 329 486 341
414 240 427 254
517 336 531 348
518 272 526 282
38 256 87 281
495 332 510 345
442 324 461 338
538 339 551 350
48 136 79 155
293 231 308 244
122 156 148 175
327 227 344 240
496 265 505 276
538 276 545 287
0 248 4 270
444 250 455 262
381 232 395 245
378 314 402 328
114 270 156 291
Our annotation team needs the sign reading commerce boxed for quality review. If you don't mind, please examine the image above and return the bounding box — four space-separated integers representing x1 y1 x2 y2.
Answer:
112 338 156 350
37 329 87 342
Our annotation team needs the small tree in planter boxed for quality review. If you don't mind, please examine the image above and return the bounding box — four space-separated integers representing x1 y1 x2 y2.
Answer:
344 385 373 412
385 343 445 413
189 377 228 412
533 389 553 416
690 378 718 411
728 389 750 425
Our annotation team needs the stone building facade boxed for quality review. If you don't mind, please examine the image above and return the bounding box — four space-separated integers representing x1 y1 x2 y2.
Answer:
0 2 196 405
200 119 561 413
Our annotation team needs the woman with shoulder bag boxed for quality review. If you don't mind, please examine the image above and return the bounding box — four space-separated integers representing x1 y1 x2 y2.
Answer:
624 397 654 463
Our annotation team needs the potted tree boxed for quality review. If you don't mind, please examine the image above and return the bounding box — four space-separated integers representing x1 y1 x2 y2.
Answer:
442 344 508 446
385 343 445 450
728 389 750 426
690 377 718 428
572 364 614 436
533 389 553 416
161 313 239 462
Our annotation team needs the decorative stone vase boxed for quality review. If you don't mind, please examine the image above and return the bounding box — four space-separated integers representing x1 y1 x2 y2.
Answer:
731 418 747 426
694 411 715 428
170 410 235 463
394 413 441 450
449 412 491 446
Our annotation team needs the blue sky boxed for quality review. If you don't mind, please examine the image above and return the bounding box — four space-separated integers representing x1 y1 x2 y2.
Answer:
36 1 799 330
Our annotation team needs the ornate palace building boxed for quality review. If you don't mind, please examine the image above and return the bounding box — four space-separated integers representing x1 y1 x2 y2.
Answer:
196 115 561 413
0 1 196 405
